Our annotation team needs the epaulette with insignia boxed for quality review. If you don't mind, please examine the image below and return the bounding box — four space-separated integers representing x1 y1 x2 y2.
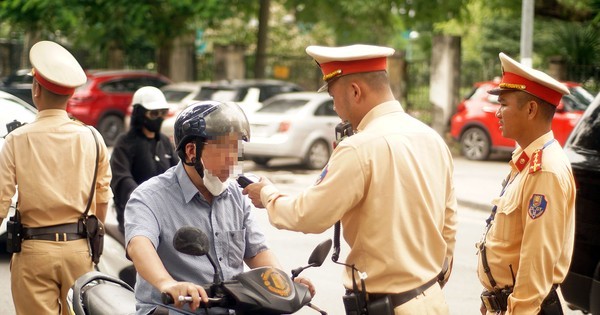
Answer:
529 149 543 173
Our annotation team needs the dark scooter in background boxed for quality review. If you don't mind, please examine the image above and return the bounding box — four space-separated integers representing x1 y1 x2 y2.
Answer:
67 226 331 315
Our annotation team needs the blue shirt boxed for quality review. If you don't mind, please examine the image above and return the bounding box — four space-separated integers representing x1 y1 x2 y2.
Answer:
125 162 268 314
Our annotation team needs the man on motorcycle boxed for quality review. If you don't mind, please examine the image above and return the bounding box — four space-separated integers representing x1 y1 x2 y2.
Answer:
125 101 314 314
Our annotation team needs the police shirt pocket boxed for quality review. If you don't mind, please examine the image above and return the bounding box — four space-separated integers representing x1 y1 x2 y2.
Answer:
490 203 520 242
227 230 246 270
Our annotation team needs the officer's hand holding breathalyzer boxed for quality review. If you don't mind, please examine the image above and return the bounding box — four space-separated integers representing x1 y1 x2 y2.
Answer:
241 175 273 208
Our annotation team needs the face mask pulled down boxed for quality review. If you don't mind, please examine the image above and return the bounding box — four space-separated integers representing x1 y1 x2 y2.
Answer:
199 161 230 196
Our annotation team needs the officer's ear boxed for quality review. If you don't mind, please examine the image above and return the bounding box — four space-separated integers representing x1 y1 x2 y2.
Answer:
526 100 539 120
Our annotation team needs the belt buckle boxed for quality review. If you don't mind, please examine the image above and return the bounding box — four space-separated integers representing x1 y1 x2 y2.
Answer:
55 233 68 242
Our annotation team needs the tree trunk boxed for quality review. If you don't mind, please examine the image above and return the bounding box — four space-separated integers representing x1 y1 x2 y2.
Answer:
254 0 270 79
157 43 172 77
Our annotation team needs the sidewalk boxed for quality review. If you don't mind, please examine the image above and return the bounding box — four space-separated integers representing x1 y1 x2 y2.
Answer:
452 155 510 212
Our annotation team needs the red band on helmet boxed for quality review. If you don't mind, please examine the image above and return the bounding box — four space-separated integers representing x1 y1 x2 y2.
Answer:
33 69 76 95
502 72 563 106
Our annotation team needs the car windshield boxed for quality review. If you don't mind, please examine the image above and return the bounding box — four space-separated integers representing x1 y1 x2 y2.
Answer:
163 90 191 102
257 99 307 114
194 87 237 102
564 86 595 111
568 96 600 153
1 98 37 137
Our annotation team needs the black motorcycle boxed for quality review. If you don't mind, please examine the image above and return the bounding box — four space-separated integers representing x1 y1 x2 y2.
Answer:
67 226 331 315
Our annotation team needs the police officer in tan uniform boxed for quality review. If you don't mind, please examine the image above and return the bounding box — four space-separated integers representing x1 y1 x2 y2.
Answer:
477 53 576 315
0 41 112 315
244 44 458 315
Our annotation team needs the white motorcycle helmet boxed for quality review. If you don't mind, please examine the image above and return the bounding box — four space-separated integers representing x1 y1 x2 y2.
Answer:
131 86 169 110
130 86 169 132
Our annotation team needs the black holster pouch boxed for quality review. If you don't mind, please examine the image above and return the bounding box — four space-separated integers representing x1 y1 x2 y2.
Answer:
79 215 105 264
6 210 23 253
480 287 512 313
343 292 394 315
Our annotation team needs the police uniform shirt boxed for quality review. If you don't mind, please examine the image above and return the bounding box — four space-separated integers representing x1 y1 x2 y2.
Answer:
259 100 458 293
477 131 575 314
0 109 113 226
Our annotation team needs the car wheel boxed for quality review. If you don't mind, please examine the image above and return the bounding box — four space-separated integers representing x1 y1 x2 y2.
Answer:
97 115 124 146
251 157 271 167
303 140 330 170
460 127 491 161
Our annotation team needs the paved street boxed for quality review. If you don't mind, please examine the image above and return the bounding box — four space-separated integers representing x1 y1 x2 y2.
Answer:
0 155 583 314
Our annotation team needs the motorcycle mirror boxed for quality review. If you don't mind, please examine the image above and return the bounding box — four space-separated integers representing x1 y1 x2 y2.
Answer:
291 239 332 280
173 226 222 284
307 239 332 267
173 226 210 256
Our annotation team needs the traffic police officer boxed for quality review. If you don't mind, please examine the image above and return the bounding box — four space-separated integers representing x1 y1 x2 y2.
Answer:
0 41 112 315
244 44 458 314
477 53 576 314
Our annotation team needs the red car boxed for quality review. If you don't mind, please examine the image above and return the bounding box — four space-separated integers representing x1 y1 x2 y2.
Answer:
450 80 594 160
66 70 171 146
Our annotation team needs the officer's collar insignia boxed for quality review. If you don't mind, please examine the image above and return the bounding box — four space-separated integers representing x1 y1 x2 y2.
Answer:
315 165 328 185
528 194 547 219
515 151 530 172
529 149 543 174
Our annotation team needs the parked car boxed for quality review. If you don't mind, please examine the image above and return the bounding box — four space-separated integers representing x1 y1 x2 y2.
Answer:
0 90 38 241
161 81 210 114
450 80 594 160
243 92 340 169
561 92 600 314
191 79 304 114
0 69 34 106
162 79 303 144
66 70 171 146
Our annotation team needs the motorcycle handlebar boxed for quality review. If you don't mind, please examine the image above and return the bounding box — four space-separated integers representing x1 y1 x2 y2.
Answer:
160 292 222 307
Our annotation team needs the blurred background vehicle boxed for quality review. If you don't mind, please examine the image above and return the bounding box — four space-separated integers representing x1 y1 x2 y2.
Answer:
243 92 339 169
66 70 171 146
561 92 600 314
0 69 33 106
162 79 303 144
450 80 594 160
191 79 304 114
0 90 38 243
160 81 209 114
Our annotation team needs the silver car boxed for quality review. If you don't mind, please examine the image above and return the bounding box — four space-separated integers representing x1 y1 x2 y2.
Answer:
243 92 340 169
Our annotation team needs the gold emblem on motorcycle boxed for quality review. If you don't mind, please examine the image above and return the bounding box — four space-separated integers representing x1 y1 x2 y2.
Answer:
262 268 292 297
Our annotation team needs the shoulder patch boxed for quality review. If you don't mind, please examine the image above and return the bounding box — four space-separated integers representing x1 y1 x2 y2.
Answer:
314 165 328 185
529 149 543 173
528 194 547 219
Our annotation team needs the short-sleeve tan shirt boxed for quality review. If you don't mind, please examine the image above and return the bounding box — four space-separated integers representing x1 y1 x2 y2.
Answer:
0 109 112 226
477 131 575 314
260 101 458 293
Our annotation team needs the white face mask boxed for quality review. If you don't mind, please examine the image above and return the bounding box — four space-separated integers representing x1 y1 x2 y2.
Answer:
202 168 229 196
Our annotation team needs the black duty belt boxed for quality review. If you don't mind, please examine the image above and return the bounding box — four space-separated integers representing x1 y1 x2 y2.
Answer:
23 223 86 242
359 277 439 308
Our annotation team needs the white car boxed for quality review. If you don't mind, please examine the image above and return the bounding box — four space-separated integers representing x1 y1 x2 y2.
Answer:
0 91 38 237
161 81 210 114
162 79 304 145
243 92 340 169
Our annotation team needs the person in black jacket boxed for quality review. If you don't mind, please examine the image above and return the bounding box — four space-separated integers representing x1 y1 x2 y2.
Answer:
110 86 178 234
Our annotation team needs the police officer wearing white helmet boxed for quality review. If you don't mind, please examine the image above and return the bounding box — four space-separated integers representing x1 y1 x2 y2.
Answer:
110 86 178 234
